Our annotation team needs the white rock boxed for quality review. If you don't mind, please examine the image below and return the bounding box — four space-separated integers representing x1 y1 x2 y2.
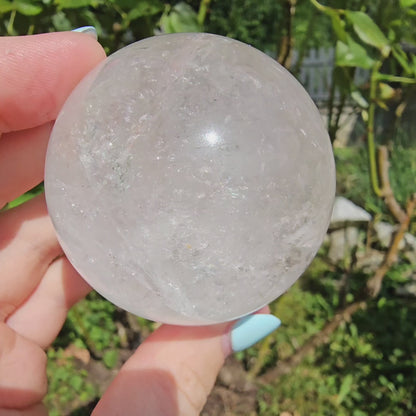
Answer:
328 227 360 263
374 222 395 249
330 196 372 226
404 232 416 251
374 221 407 250
356 249 384 273
45 33 335 325
396 276 416 297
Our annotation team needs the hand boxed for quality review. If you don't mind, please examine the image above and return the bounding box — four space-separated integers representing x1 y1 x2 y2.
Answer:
0 31 280 416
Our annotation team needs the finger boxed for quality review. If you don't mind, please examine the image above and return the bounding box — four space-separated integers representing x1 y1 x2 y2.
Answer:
93 324 228 416
0 32 106 133
93 314 281 416
0 195 62 320
0 122 52 208
0 323 47 409
6 257 91 349
0 404 48 416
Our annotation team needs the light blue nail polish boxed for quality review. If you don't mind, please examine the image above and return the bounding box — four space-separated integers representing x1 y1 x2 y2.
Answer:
72 26 97 39
231 314 281 352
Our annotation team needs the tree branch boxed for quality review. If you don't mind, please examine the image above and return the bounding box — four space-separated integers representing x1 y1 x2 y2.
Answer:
378 146 407 223
366 194 416 297
258 301 366 384
277 0 296 69
366 146 416 296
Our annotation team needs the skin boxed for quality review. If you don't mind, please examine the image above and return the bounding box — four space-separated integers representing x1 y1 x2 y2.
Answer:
0 32 245 416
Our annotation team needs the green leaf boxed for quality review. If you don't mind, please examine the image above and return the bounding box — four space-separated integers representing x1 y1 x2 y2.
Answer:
335 36 375 69
349 323 358 338
69 375 84 391
4 185 44 210
0 0 14 14
159 10 174 33
400 0 416 8
0 0 43 15
310 0 335 16
55 0 98 9
310 0 347 43
159 2 201 34
81 8 103 35
109 0 141 8
345 11 390 57
346 293 354 303
377 82 396 101
405 7 416 16
337 374 353 404
52 11 72 31
16 1 43 15
103 350 118 369
411 54 416 76
391 45 412 74
127 0 163 21
351 90 369 108
331 13 347 43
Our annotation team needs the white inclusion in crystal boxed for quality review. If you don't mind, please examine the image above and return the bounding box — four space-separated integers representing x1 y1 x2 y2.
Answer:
204 130 220 146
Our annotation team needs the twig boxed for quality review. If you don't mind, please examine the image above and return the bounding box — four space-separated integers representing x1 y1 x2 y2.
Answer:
366 147 416 296
327 66 337 142
277 0 296 68
378 146 407 223
367 61 384 197
197 0 211 27
258 301 366 384
366 194 416 297
291 6 317 77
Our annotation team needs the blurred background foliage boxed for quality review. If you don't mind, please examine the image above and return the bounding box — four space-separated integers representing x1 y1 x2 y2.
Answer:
1 0 415 415
0 0 334 54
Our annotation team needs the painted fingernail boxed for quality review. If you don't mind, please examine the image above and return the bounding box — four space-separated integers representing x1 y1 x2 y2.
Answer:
231 314 281 352
72 26 97 39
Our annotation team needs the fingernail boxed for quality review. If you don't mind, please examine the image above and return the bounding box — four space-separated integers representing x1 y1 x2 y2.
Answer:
72 26 97 39
230 314 281 352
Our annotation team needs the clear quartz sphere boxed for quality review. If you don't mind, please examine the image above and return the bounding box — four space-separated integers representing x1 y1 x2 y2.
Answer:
45 33 335 325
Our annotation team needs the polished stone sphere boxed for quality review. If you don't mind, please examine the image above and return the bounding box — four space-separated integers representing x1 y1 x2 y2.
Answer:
45 33 335 325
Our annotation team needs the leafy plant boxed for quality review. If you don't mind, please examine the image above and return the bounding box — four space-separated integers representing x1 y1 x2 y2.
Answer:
334 145 416 218
311 0 416 146
257 261 416 415
66 292 120 354
103 349 119 369
45 348 97 415
159 2 201 33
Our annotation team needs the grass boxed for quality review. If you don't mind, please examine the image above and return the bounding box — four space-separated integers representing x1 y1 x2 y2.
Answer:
254 257 416 415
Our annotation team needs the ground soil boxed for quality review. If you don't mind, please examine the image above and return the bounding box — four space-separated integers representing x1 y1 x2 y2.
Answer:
64 343 260 415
